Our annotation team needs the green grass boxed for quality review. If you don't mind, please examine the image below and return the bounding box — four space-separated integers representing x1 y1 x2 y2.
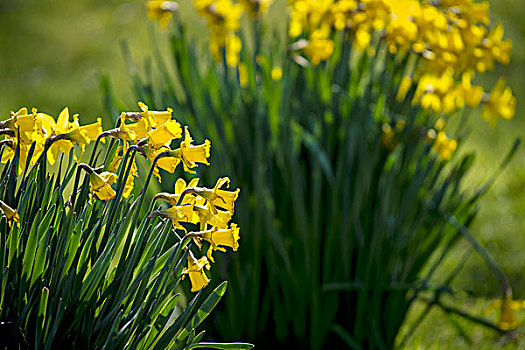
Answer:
1 0 525 347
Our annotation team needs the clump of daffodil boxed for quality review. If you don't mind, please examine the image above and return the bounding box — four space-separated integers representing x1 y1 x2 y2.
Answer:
80 101 241 293
150 175 240 291
0 100 244 345
284 0 516 124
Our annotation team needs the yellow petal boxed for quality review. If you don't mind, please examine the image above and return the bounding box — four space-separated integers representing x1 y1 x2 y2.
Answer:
56 107 70 133
147 120 182 148
88 172 117 201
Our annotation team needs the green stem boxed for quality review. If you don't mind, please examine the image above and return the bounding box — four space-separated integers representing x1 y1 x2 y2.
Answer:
444 212 513 300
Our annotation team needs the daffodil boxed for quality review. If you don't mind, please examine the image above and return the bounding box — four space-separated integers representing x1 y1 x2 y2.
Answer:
123 103 174 141
146 1 178 29
181 251 211 292
64 115 104 153
126 117 151 141
429 130 457 160
0 200 20 228
138 102 173 128
12 108 38 145
303 33 334 66
153 198 198 231
88 171 118 201
176 126 211 174
44 107 88 165
481 78 516 126
193 203 232 231
271 67 283 81
198 223 240 262
142 145 181 182
102 113 136 151
460 72 484 108
147 120 182 149
154 178 203 206
190 177 239 213
486 298 525 330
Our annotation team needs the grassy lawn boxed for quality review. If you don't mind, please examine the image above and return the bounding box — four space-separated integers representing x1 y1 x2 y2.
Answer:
1 0 524 347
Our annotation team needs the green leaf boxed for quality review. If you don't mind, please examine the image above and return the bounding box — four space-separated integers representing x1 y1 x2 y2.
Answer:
185 342 254 350
21 208 45 280
30 233 49 288
176 281 228 342
38 286 49 328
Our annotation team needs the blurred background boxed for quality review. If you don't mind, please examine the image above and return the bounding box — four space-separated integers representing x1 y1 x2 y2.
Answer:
1 0 524 346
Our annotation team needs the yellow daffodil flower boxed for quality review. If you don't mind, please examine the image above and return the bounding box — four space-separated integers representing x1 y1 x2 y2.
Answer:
189 177 239 213
194 203 233 231
0 200 20 228
126 117 151 141
138 102 173 128
88 171 118 201
45 107 90 165
146 1 178 29
460 72 484 108
157 198 198 231
486 298 525 330
304 34 334 66
181 251 211 292
147 120 182 149
429 130 457 161
64 115 104 155
176 126 211 174
154 178 203 206
482 78 516 126
142 145 181 182
198 223 240 262
271 67 283 81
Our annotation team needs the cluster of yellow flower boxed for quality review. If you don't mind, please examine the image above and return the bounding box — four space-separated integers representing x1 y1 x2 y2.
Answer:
79 101 210 201
0 107 102 172
288 0 516 123
148 0 273 66
152 177 240 291
0 102 240 292
193 0 245 66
